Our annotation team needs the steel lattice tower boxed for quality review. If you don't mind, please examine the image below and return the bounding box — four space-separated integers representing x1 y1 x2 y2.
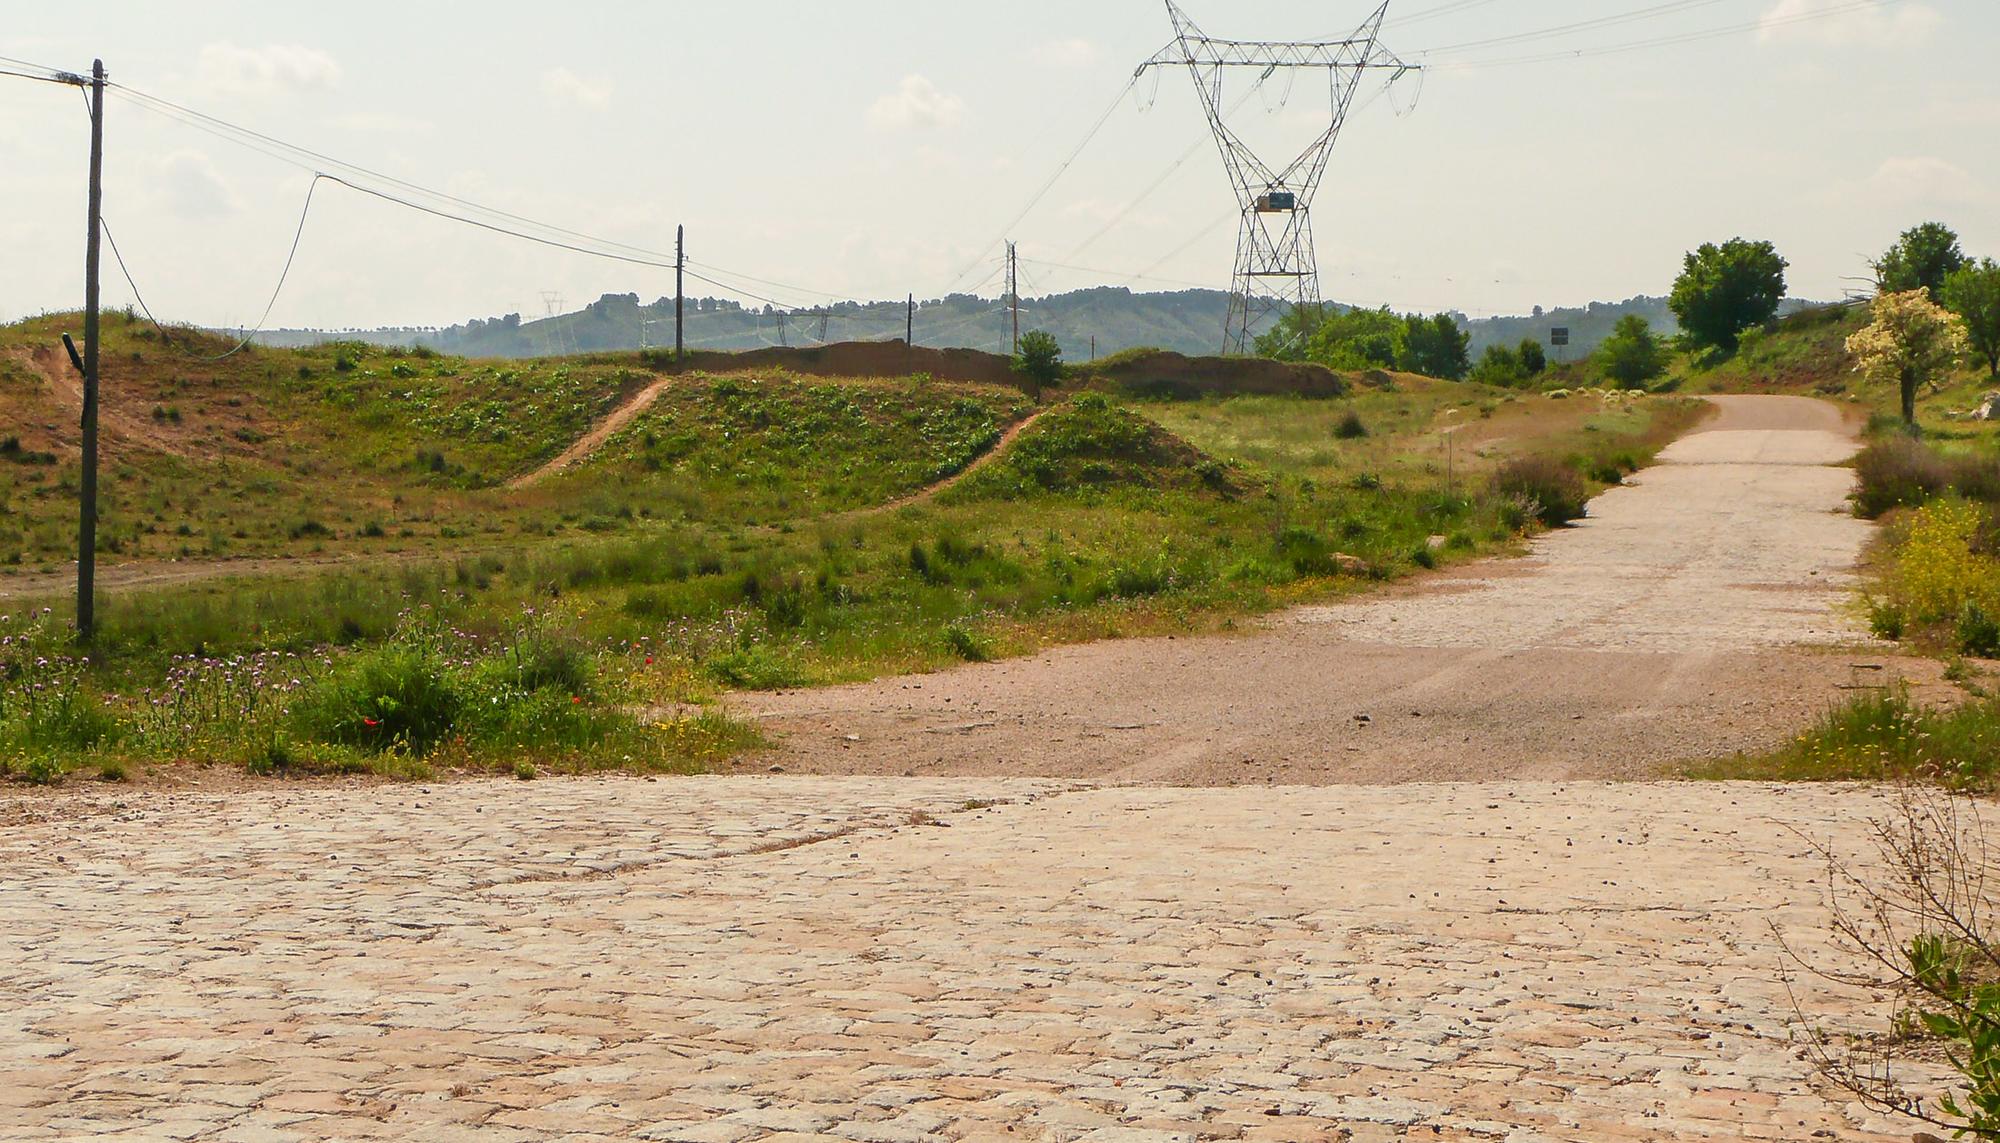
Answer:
1137 2 1417 354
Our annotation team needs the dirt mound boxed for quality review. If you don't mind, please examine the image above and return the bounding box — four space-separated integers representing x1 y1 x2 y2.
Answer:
1076 349 1348 400
668 341 1020 390
659 342 1348 402
945 394 1246 501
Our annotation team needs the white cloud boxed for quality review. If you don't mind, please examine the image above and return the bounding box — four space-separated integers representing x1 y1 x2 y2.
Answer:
542 67 612 109
326 111 434 135
1033 38 1099 68
196 42 341 94
1867 156 1984 204
1757 0 1941 47
868 75 965 132
158 150 241 218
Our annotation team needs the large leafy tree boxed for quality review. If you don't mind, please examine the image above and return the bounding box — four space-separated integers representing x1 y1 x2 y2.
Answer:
1471 344 1527 387
1668 238 1788 351
1597 314 1668 389
1399 313 1470 380
1012 329 1063 402
1877 221 1968 301
1942 258 2000 379
1847 289 1968 428
1516 337 1547 376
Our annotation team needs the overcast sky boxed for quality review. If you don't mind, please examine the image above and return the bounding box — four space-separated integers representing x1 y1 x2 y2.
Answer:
2 0 1993 328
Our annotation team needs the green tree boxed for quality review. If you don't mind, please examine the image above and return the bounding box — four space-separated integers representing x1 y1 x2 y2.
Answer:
1847 289 1968 428
1253 304 1327 361
1597 314 1668 389
1471 344 1526 387
1877 221 1968 301
1399 313 1470 380
1302 307 1404 371
1668 238 1788 351
1012 329 1064 402
1516 337 1547 376
1943 258 2000 379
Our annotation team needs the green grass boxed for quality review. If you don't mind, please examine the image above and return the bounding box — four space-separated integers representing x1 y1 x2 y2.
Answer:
1691 685 2000 789
541 372 1030 523
0 317 1704 785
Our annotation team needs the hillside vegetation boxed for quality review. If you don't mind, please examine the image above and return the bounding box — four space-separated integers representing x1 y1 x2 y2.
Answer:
0 311 1700 785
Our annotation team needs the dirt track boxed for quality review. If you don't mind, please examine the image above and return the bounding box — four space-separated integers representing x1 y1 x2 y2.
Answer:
743 395 1936 783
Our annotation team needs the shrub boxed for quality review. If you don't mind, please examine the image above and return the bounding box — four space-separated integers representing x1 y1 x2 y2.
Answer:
1853 437 2000 519
1890 499 2000 629
943 624 990 662
1490 455 1589 527
290 645 462 753
1957 600 2000 658
1333 409 1368 439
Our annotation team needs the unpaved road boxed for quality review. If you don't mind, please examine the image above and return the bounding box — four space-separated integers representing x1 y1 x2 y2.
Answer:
744 395 1932 783
0 777 1948 1141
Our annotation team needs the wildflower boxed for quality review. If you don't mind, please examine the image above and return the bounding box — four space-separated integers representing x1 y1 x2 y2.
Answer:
363 717 380 727
571 696 583 705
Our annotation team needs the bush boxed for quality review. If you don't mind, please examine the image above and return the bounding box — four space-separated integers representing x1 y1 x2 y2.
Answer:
1889 500 2000 629
289 645 462 753
1854 437 2000 518
1333 409 1369 439
1490 456 1589 526
943 624 990 662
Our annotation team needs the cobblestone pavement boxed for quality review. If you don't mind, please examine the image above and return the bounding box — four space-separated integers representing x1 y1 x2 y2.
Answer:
2 776 1947 1141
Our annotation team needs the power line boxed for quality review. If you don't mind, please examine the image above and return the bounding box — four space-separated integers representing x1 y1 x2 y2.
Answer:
1416 0 1733 56
101 172 319 360
1427 0 1908 69
937 72 1141 296
104 81 872 313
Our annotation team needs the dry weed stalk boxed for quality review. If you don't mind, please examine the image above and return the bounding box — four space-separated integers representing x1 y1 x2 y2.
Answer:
1784 784 2000 1139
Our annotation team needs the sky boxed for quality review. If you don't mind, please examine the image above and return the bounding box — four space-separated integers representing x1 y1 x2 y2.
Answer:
2 0 1995 329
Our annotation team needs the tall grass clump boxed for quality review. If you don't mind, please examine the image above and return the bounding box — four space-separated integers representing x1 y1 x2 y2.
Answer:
1853 436 2000 519
1490 455 1589 527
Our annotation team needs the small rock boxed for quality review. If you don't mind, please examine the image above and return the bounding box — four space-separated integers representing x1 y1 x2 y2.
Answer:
767 765 785 773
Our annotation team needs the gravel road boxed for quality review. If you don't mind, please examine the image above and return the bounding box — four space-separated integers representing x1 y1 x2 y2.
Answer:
742 395 1934 783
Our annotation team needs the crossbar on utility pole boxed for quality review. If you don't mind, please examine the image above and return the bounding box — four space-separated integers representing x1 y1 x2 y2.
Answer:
77 59 105 642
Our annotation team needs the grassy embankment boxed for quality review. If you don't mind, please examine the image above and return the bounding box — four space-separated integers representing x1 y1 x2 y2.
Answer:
0 313 1701 784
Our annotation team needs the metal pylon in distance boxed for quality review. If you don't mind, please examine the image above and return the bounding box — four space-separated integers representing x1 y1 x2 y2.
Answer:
1137 1 1417 354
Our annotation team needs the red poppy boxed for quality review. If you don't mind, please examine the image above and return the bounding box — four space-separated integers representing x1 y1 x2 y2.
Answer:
571 696 582 704
363 717 380 727
644 656 654 665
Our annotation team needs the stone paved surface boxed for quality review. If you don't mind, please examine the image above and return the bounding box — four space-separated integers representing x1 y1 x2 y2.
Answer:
1 776 1947 1141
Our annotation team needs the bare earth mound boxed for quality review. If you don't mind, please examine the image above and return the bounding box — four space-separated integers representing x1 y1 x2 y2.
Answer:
741 395 1943 782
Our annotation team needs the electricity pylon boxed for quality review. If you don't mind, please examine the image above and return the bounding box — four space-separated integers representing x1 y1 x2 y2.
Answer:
1136 2 1417 354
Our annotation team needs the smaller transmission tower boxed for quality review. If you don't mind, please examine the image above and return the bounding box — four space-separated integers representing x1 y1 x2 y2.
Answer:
1005 241 1020 354
1137 2 1416 353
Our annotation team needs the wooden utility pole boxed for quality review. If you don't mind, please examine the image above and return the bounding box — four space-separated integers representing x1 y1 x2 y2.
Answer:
906 293 913 346
1006 241 1019 354
77 59 105 642
674 224 685 362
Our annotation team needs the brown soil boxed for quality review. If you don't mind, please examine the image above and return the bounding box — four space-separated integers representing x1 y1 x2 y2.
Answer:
1076 348 1348 399
671 341 1350 400
509 373 677 488
738 395 1946 784
7 345 198 459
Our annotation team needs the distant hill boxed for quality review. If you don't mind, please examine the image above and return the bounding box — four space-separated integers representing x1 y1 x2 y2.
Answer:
247 288 1823 363
252 288 1257 361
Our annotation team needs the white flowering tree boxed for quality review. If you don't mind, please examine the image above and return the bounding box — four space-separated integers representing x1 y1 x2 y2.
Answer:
1847 288 1969 429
